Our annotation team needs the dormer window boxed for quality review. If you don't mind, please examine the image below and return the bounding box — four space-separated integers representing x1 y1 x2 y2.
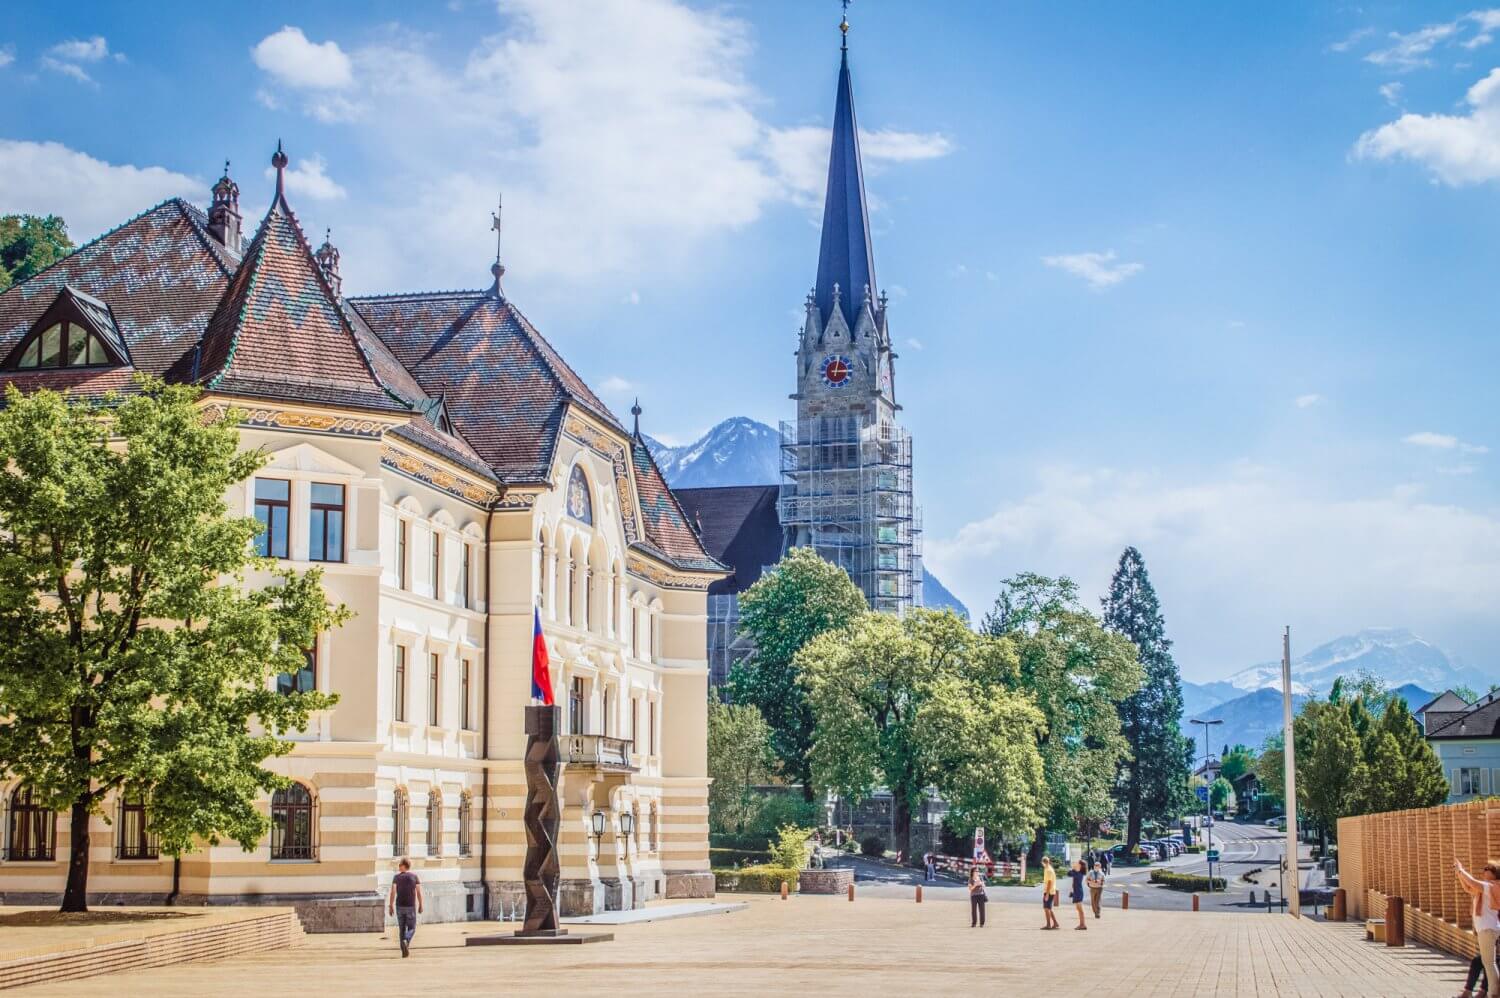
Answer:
4 286 128 371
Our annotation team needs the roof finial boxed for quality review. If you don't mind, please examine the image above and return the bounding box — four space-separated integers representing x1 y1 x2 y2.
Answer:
840 0 850 53
271 140 288 198
631 398 643 439
490 193 507 297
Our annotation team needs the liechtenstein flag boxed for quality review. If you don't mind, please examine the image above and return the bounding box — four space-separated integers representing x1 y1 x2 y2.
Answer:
531 607 554 705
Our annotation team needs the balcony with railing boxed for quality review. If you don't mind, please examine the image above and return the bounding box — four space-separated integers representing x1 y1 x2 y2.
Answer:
562 734 637 771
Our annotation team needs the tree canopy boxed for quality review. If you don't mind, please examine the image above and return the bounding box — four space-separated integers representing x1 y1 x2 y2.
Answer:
706 699 775 834
0 380 345 911
0 214 73 292
729 547 868 800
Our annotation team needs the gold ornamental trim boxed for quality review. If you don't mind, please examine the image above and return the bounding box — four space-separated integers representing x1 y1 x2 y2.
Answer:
562 410 641 546
626 553 716 592
380 444 499 508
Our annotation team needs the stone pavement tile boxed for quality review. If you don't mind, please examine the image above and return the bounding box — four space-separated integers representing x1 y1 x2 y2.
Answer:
8 896 1472 997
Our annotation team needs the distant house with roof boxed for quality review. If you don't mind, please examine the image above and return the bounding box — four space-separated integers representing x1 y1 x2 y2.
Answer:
1420 690 1500 802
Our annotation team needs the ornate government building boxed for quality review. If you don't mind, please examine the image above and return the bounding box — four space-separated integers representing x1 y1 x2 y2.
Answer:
0 148 723 929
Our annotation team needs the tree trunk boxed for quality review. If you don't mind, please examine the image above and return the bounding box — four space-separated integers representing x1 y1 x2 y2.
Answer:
61 800 90 913
1026 825 1046 868
1126 760 1142 848
893 793 912 864
800 774 815 804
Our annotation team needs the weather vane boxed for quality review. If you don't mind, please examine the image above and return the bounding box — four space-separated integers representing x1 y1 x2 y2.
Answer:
490 193 506 292
840 0 851 45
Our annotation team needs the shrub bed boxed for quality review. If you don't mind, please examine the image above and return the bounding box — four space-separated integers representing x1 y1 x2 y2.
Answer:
714 864 800 893
860 835 886 858
1149 869 1227 892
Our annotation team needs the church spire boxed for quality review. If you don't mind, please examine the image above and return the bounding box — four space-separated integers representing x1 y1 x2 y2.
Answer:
813 6 877 330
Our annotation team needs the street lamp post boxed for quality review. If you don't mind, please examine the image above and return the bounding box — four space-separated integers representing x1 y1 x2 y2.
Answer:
1189 717 1224 892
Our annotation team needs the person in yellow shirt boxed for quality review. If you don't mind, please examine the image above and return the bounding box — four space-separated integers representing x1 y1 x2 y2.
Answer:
1040 856 1060 930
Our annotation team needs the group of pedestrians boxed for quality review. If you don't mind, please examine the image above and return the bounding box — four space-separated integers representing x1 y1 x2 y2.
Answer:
966 854 1110 930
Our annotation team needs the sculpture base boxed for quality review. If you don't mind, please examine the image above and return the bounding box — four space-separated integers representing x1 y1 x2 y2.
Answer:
467 929 614 946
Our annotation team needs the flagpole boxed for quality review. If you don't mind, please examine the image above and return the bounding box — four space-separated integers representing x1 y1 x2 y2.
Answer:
1281 625 1300 918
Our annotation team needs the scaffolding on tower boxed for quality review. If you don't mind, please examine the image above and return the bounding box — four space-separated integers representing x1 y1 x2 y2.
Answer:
778 416 922 614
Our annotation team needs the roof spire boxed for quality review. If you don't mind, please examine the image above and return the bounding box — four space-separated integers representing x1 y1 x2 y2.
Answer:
207 158 241 250
631 398 642 439
315 228 341 298
490 193 506 298
840 0 851 53
271 140 289 199
813 10 877 330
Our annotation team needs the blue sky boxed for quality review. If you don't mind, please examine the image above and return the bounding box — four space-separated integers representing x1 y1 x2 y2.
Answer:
3 2 1498 681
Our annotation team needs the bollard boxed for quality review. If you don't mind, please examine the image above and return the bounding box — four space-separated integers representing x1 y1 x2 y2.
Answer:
1387 896 1405 947
847 882 855 902
915 885 923 903
1121 890 1129 910
1192 893 1200 912
780 880 788 900
1332 888 1347 922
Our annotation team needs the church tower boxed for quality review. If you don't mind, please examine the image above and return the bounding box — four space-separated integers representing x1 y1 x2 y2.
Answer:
779 13 921 613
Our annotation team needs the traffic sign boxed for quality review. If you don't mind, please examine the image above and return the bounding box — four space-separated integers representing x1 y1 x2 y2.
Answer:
1195 786 1209 803
1207 849 1220 863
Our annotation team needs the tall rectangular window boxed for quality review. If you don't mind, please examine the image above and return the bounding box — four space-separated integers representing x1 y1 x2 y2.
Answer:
569 676 585 734
461 660 473 731
429 653 441 727
117 794 157 860
277 646 317 695
394 645 407 722
308 483 345 562
254 479 290 558
460 544 472 608
430 534 442 599
631 699 639 752
602 687 612 737
648 701 657 757
397 520 408 590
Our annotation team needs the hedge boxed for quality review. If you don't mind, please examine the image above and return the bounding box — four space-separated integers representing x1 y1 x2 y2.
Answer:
710 832 772 852
709 847 772 868
1149 869 1227 892
714 864 800 893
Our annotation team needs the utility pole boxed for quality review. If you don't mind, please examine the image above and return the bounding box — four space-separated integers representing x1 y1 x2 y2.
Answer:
1281 625 1301 918
1189 717 1223 892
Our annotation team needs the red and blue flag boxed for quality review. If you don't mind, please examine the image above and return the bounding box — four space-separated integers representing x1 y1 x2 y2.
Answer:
531 607 554 705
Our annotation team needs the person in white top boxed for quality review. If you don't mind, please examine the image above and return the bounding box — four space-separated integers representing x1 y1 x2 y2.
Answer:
1455 859 1500 998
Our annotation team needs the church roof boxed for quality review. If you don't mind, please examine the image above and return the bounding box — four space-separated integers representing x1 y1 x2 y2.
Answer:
813 46 879 330
672 484 783 594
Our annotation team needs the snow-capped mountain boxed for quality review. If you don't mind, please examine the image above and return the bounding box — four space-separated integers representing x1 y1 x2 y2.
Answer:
1223 627 1488 697
651 416 968 618
645 417 781 490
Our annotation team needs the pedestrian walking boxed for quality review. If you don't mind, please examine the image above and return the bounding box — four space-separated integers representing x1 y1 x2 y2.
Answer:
1040 856 1060 930
924 851 936 882
1087 861 1106 919
1102 848 1112 875
1069 860 1088 930
1455 859 1500 997
388 857 424 958
1460 932 1500 998
968 867 988 927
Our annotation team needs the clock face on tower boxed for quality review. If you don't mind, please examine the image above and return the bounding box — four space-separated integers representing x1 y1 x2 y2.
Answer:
821 354 852 388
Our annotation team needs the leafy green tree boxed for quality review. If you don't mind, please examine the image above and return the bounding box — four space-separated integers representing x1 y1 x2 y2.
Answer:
1099 548 1193 846
985 573 1142 862
800 609 1046 858
1372 696 1448 810
707 699 775 834
1453 684 1481 704
1296 701 1367 838
1220 745 1256 785
0 214 73 291
1210 776 1234 811
0 381 344 912
729 547 868 802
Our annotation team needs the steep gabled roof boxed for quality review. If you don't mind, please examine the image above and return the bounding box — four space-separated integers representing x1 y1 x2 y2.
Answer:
813 45 878 330
630 437 724 571
672 484 783 594
188 182 407 415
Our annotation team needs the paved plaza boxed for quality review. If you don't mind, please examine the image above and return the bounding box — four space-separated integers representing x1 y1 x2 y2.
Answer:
9 895 1470 997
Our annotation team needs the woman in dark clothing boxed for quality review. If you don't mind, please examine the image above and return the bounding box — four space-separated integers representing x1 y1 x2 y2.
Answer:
1069 860 1088 930
969 867 988 927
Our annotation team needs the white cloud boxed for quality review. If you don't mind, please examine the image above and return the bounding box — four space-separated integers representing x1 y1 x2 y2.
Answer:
251 26 353 90
925 463 1500 678
600 375 634 393
0 47 15 69
762 124 951 207
0 140 199 241
1353 68 1500 185
1329 27 1375 53
905 337 924 351
49 36 109 62
1042 250 1144 289
264 155 346 200
1404 431 1488 454
622 290 641 305
1366 22 1460 70
1439 464 1478 476
1295 393 1324 408
41 57 93 84
1379 81 1404 107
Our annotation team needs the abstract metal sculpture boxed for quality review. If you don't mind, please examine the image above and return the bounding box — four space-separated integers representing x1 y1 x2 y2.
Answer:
521 704 563 935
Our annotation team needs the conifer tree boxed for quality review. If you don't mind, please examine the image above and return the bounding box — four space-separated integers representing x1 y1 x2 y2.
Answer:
1100 547 1192 846
1378 697 1449 809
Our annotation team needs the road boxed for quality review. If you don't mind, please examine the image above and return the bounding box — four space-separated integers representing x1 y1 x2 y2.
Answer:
825 820 1318 914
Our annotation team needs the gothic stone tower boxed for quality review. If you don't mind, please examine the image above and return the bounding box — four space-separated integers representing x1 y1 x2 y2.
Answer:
779 25 921 613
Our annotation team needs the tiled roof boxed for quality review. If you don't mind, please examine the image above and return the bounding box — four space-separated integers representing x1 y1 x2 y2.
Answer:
630 437 723 571
0 199 232 396
672 485 783 594
189 191 408 415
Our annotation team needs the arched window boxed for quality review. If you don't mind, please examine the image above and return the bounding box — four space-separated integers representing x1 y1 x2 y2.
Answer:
426 790 443 857
566 464 593 524
458 792 473 857
117 792 157 860
13 321 111 369
270 783 317 861
6 786 55 861
391 787 409 857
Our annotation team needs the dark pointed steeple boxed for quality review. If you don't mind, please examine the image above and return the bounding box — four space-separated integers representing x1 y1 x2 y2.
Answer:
207 159 241 250
813 16 877 330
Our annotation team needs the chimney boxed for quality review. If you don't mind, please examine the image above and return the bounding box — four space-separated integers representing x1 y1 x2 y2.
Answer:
206 160 241 250
315 229 342 299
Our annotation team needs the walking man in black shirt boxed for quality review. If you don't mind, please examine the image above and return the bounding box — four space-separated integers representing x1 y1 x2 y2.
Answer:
388 857 423 957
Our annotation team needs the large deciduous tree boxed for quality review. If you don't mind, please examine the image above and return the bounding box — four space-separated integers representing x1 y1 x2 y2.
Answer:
1099 548 1192 847
799 609 1046 859
0 214 73 292
985 573 1142 864
729 547 867 801
706 699 775 834
0 381 344 912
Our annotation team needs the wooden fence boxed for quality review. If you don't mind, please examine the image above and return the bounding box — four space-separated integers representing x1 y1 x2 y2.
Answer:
1339 798 1500 960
